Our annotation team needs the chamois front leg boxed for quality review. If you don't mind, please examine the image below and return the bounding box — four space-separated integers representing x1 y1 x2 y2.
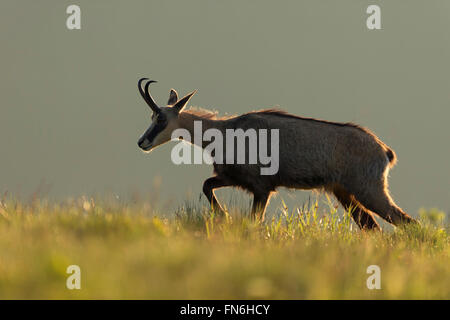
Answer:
202 176 229 215
251 192 271 222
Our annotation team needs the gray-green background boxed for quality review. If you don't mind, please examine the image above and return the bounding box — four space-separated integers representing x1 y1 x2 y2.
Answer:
1 1 449 216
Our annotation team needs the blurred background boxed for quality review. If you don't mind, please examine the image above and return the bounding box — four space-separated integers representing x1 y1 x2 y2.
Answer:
1 0 449 217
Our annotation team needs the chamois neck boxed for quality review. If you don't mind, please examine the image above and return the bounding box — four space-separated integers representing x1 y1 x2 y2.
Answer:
177 112 221 149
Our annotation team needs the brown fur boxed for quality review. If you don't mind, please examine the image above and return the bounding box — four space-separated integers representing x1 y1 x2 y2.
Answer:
177 108 414 229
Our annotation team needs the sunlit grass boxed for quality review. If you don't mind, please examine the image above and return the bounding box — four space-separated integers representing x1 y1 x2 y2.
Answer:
0 195 448 299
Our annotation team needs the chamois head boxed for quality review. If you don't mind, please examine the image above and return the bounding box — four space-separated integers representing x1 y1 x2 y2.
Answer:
137 78 196 152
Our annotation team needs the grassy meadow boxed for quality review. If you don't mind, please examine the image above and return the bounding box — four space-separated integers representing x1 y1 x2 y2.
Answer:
0 194 448 299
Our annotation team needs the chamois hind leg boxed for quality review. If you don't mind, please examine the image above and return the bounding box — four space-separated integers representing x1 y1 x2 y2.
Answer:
350 182 416 226
332 185 381 231
202 176 230 215
251 192 271 222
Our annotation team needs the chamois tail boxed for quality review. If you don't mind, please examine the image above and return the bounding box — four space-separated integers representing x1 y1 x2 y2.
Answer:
386 147 397 168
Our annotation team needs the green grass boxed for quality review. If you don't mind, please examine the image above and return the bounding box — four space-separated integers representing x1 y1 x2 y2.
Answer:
0 195 448 299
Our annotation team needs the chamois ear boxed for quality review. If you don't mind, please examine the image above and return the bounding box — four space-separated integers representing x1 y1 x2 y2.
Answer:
172 90 197 113
167 89 178 106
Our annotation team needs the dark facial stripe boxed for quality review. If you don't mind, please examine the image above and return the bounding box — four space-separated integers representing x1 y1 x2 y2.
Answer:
144 121 167 143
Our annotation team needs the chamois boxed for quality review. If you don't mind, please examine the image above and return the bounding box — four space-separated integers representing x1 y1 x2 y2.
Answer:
137 78 416 230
